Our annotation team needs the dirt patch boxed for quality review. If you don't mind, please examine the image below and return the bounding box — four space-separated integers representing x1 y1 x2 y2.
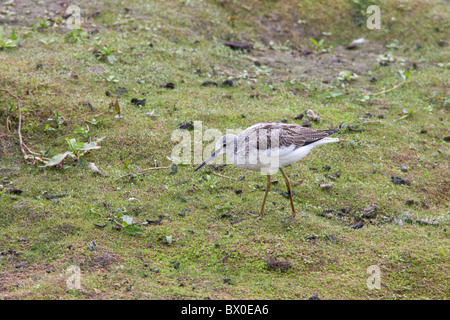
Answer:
0 0 104 32
1 0 69 26
253 41 386 83
0 263 63 298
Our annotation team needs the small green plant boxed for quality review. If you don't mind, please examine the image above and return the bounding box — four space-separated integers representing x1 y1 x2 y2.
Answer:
87 118 109 126
74 125 90 138
94 43 117 64
377 52 396 66
325 89 344 99
337 71 359 83
64 28 87 44
202 174 218 190
351 0 378 26
0 27 19 49
45 137 104 168
45 110 65 131
121 161 142 180
116 212 143 236
39 37 57 45
309 38 330 53
31 18 51 31
104 74 119 83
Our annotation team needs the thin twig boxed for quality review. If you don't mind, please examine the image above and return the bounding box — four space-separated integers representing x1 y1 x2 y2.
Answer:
141 166 171 172
393 114 410 122
365 81 406 96
0 88 26 156
212 172 238 181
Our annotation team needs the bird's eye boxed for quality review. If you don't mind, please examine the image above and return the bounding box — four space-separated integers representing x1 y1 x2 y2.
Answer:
223 143 227 147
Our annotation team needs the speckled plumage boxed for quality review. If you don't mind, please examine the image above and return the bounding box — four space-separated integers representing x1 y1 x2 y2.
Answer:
195 122 342 217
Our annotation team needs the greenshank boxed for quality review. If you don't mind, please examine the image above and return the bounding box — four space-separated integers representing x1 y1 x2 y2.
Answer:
195 122 341 218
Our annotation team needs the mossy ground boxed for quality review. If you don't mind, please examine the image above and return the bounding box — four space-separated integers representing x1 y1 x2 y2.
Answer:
0 0 448 299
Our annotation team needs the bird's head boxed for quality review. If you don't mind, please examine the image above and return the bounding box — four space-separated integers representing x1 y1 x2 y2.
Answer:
194 134 237 171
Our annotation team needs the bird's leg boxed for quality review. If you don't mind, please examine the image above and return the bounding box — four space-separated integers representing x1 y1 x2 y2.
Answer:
279 168 296 218
259 174 271 217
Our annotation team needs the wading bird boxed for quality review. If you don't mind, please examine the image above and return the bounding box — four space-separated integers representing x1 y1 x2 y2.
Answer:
195 122 342 218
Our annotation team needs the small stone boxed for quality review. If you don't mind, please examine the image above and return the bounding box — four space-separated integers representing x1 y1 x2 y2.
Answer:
362 203 377 218
391 176 410 185
116 86 128 96
222 79 233 86
340 206 352 214
301 119 312 127
305 109 320 121
319 181 334 189
400 164 408 172
308 293 321 300
130 98 146 106
88 241 97 250
401 212 412 223
178 121 194 130
161 82 175 89
351 221 364 229
415 219 439 226
201 81 218 87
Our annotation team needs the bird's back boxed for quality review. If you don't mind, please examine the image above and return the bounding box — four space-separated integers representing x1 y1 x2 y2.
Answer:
238 122 339 150
231 122 340 173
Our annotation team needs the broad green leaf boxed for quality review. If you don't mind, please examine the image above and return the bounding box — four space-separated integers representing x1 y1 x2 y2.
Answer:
66 138 83 152
122 225 143 236
45 151 73 167
121 215 134 225
80 141 101 151
168 163 178 175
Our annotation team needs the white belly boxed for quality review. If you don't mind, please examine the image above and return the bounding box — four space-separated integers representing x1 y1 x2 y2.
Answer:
232 138 339 174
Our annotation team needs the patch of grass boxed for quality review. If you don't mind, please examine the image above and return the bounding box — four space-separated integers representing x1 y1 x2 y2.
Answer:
0 0 449 300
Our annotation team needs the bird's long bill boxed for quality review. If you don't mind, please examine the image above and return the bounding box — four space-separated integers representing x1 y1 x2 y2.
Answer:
194 151 216 171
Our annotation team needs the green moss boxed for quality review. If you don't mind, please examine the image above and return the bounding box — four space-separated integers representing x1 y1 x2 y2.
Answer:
0 0 448 300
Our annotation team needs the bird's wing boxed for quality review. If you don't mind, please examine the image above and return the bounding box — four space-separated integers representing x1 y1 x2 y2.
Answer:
248 123 338 150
